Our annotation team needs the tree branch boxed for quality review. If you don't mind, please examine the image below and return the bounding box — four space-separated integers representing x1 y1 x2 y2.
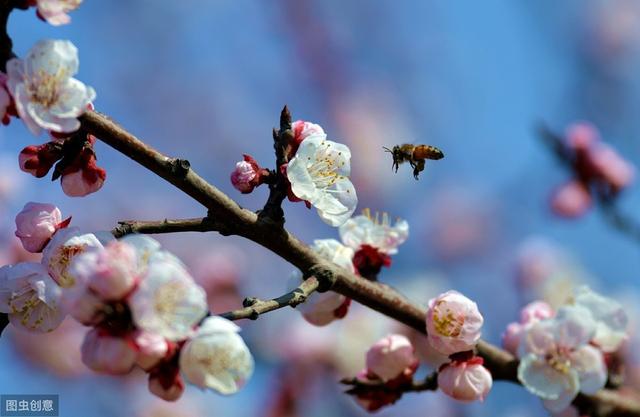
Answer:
220 276 319 321
80 109 640 415
112 217 216 238
341 372 439 394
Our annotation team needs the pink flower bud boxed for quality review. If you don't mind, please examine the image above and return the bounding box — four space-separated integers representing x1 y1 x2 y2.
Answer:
501 322 523 355
365 334 418 382
14 202 69 253
589 144 634 191
18 142 62 178
64 286 105 325
80 329 136 374
148 371 184 402
426 290 483 355
133 330 169 371
551 180 592 218
519 300 554 324
566 122 599 152
230 154 267 194
60 149 106 197
438 357 492 402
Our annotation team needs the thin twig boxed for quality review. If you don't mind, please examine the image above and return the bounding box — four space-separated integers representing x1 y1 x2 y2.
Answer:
112 217 216 238
341 372 439 394
220 277 319 321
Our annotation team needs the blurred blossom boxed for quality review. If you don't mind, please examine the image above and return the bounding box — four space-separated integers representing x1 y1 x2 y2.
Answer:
572 286 628 352
0 262 65 332
502 300 554 355
129 255 207 341
0 73 12 125
438 355 492 402
132 330 169 371
293 239 354 326
365 334 418 382
191 246 244 313
9 317 87 377
148 371 184 402
517 306 607 412
426 290 483 355
81 328 137 375
551 180 593 218
179 316 254 395
14 201 67 253
6 39 95 136
286 134 357 226
33 0 83 26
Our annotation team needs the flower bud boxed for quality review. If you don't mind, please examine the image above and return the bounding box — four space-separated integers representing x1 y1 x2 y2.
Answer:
133 330 169 371
230 154 267 194
80 329 136 374
60 148 106 197
426 290 483 355
365 334 417 382
438 357 492 402
501 322 523 356
520 300 554 324
566 123 598 152
352 369 402 412
14 202 68 253
19 142 62 178
551 180 592 218
589 144 634 191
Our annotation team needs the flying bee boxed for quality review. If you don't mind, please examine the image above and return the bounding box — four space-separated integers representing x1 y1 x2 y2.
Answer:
383 144 444 180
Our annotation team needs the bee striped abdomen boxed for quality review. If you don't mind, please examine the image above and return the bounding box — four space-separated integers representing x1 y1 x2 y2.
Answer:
413 145 444 160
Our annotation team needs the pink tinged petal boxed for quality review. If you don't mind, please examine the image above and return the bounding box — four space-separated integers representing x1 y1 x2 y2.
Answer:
518 353 580 401
518 319 558 358
133 330 169 371
299 291 347 326
61 167 105 197
520 300 554 324
573 286 628 353
502 322 524 356
551 181 593 218
84 242 137 300
570 345 607 395
80 329 136 374
365 334 417 382
438 361 493 402
14 202 63 253
13 83 43 136
553 306 597 349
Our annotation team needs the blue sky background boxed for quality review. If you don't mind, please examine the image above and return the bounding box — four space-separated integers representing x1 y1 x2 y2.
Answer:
0 1 639 416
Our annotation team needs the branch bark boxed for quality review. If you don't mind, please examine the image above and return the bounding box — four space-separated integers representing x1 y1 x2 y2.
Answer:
79 110 640 416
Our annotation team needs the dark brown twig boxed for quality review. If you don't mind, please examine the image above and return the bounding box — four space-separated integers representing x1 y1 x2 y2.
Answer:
341 372 439 394
111 217 216 238
220 276 319 321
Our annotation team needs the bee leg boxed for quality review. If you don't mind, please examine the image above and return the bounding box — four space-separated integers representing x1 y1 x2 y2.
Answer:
413 160 425 180
392 161 399 173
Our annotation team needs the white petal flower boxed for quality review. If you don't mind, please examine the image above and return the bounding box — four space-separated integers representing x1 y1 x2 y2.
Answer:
293 239 354 326
180 316 254 395
129 256 207 341
517 308 607 412
286 134 357 226
41 227 103 288
573 286 628 352
36 0 82 26
339 209 409 255
6 39 95 136
0 262 65 332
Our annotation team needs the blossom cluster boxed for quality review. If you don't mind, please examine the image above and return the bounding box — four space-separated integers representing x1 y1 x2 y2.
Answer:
551 123 634 218
230 120 358 227
502 287 628 413
1 202 254 401
290 209 408 326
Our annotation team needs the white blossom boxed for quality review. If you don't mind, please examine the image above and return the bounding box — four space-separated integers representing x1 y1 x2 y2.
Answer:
339 209 409 255
0 262 65 332
35 0 82 26
180 316 254 395
286 134 357 226
572 286 628 352
6 39 95 136
129 255 207 341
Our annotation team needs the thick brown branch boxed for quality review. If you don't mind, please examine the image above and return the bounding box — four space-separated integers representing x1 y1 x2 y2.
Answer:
341 372 439 394
220 276 319 321
82 110 640 416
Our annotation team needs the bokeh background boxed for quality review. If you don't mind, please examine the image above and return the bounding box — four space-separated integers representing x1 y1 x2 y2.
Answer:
0 1 639 416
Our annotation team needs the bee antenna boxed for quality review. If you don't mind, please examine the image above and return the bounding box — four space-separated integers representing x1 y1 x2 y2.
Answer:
382 146 392 153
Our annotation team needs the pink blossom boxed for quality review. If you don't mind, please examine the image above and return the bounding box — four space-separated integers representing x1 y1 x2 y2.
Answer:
230 154 267 194
70 241 138 301
60 148 106 197
426 290 483 355
18 142 62 178
34 0 82 26
589 144 634 190
438 357 492 402
14 202 69 253
290 120 325 156
365 334 418 382
80 329 136 374
501 322 524 356
63 286 105 326
132 330 169 371
566 123 599 152
551 180 592 218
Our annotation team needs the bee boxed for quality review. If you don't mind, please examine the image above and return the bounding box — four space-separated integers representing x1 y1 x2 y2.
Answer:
383 144 444 180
